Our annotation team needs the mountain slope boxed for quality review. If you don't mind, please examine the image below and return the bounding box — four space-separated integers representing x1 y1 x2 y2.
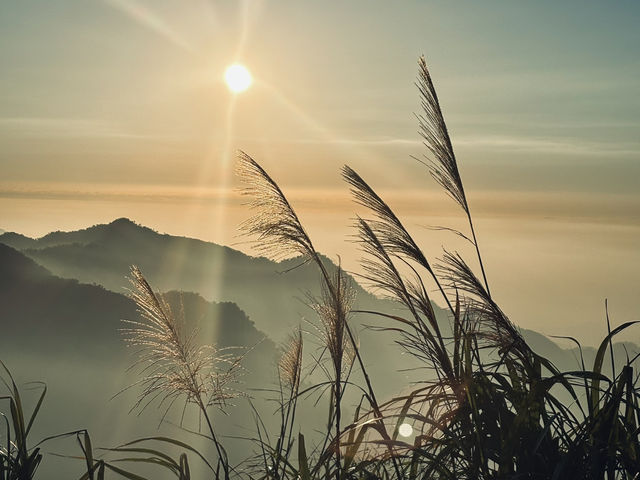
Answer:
1 219 438 394
0 243 287 476
2 223 638 476
0 242 277 374
2 219 638 383
1 218 438 327
0 244 358 477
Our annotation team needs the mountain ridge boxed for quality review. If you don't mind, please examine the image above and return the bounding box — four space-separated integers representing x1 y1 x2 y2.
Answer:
2 220 639 477
0 242 277 365
0 243 291 477
2 218 638 377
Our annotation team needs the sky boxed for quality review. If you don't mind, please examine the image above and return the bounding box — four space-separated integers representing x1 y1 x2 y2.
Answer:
1 0 639 345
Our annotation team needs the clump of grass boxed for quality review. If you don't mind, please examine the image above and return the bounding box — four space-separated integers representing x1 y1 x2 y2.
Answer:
0 361 45 480
0 361 195 480
237 152 405 480
238 153 357 479
279 328 304 393
339 56 640 479
235 56 640 480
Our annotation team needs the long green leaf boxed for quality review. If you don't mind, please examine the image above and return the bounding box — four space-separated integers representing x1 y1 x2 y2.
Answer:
591 321 639 412
298 433 311 480
104 462 151 480
118 437 213 472
24 382 46 437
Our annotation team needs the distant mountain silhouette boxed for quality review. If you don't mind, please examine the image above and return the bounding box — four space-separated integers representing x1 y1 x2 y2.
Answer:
0 242 277 373
0 243 347 476
0 219 433 394
0 231 38 250
2 219 638 386
0 242 129 356
2 221 638 477
1 218 156 250
1 218 428 327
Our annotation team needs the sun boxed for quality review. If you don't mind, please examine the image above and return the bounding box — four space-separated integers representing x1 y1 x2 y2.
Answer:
224 64 252 93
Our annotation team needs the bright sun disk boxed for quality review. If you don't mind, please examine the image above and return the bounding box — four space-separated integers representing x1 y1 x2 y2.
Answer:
224 64 252 93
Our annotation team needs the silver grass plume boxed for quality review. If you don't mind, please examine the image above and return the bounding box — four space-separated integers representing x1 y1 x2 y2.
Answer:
356 218 453 379
437 252 530 361
343 164 453 314
237 151 315 261
279 327 303 391
122 266 243 416
311 265 356 380
344 167 455 377
416 56 492 296
237 150 358 382
416 56 467 213
343 166 432 272
356 216 439 337
355 216 418 308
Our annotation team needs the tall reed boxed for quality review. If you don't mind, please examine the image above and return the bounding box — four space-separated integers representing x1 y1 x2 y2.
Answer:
237 153 401 479
121 266 244 479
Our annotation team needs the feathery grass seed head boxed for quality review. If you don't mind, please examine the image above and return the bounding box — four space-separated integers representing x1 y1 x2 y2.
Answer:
122 266 243 417
279 327 303 390
237 151 315 261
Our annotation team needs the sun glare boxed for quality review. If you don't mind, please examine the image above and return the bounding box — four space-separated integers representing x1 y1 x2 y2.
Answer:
398 423 413 437
224 64 252 93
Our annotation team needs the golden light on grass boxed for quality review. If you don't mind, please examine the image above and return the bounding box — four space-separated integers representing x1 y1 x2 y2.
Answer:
224 64 252 93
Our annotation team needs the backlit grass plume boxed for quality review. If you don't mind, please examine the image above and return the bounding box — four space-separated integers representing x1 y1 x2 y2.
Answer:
238 151 396 479
237 151 315 261
122 265 242 478
123 266 242 414
312 265 356 381
354 218 453 380
416 56 466 213
343 165 453 314
279 328 303 391
416 55 491 296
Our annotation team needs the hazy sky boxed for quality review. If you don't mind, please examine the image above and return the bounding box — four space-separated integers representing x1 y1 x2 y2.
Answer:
1 0 639 345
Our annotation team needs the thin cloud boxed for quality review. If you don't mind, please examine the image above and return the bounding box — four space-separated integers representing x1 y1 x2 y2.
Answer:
255 134 639 157
0 117 162 140
454 135 640 157
101 0 197 55
1 183 638 227
250 136 422 147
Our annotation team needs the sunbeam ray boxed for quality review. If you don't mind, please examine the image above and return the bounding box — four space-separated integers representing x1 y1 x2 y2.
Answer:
257 79 386 164
102 0 198 55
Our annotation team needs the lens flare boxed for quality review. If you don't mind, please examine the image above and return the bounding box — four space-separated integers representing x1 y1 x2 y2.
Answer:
398 423 413 437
